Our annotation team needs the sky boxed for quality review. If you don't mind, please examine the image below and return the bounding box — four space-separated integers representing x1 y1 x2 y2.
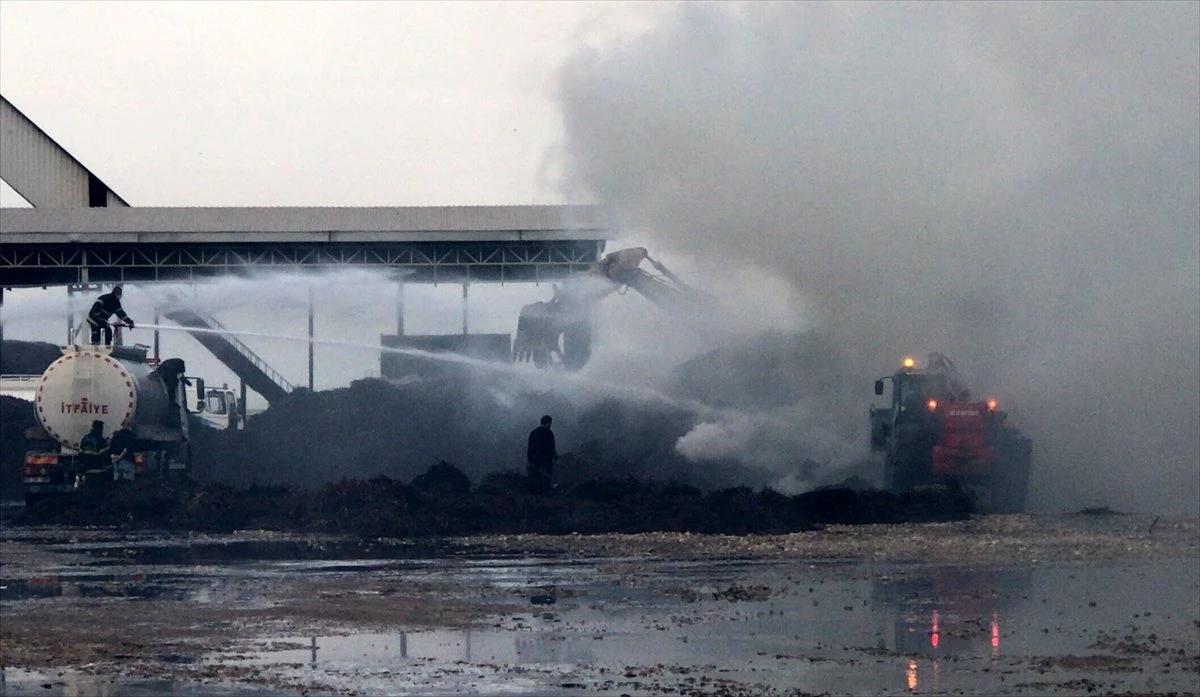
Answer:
1 1 1197 514
0 1 678 387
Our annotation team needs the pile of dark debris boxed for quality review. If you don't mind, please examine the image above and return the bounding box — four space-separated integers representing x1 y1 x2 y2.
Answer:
14 461 973 535
3 336 974 534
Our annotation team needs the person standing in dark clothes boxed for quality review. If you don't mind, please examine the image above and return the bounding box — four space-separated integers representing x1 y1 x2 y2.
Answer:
527 415 559 493
154 358 190 423
87 285 134 346
109 427 136 481
78 420 110 482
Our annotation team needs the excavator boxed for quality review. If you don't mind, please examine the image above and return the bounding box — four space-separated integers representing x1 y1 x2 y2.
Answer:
511 247 714 369
869 353 1033 513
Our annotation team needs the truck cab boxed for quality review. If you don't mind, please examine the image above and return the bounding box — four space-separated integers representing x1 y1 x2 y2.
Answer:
184 379 242 431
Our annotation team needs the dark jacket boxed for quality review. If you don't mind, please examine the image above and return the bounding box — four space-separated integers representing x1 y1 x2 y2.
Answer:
79 430 109 469
154 358 190 398
108 428 135 463
527 425 558 465
88 293 130 326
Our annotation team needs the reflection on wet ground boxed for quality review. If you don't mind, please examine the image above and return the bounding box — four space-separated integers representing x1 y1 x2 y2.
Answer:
2 519 1198 696
196 559 1197 695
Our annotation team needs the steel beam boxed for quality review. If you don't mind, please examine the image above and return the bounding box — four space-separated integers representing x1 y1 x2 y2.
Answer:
0 96 129 207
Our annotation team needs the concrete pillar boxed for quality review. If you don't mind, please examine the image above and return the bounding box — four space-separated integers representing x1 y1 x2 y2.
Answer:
396 281 405 336
462 283 469 335
307 284 315 390
67 281 100 345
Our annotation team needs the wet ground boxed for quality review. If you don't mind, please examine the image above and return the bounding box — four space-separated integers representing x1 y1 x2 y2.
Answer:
2 514 1198 696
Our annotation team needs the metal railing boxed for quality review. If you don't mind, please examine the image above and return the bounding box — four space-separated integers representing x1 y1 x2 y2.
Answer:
188 309 295 394
158 292 294 396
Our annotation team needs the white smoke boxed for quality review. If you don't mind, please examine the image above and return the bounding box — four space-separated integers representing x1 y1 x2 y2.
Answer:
556 3 1200 513
675 400 864 493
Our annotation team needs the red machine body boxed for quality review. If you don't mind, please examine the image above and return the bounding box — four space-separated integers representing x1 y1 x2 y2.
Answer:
931 401 994 478
870 355 1032 513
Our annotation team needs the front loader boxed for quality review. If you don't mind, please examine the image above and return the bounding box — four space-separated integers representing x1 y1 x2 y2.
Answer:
870 354 1032 513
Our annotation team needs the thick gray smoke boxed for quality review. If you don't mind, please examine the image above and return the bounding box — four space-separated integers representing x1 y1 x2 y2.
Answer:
556 3 1200 513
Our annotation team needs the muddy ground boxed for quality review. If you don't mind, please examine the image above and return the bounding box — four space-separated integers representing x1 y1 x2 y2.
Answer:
1 514 1197 696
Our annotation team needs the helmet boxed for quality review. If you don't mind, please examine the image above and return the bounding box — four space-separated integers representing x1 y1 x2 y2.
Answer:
91 419 104 430
112 285 123 296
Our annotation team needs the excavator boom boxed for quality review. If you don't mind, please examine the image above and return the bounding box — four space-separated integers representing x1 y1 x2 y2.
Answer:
512 247 713 370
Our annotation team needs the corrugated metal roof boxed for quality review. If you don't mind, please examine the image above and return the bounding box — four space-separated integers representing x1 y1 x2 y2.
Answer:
0 205 611 236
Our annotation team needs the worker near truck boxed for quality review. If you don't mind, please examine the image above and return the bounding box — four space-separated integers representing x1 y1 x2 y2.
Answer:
109 426 135 481
78 420 111 485
153 358 190 424
87 285 134 347
526 415 559 493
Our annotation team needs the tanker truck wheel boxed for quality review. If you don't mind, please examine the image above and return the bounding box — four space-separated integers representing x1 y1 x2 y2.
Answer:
176 442 193 480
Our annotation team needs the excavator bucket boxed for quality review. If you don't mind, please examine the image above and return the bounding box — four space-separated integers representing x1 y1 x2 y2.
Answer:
512 247 712 371
513 301 557 367
512 299 594 370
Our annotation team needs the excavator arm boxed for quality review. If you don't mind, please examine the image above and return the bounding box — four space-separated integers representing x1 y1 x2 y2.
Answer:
512 247 713 370
603 250 715 320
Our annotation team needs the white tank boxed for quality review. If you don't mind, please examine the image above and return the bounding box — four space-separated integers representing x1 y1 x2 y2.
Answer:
34 347 170 450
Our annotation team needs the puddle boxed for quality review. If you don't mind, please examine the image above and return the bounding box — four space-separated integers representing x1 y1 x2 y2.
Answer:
0 667 292 697
3 521 1197 695
0 573 196 602
201 558 1199 695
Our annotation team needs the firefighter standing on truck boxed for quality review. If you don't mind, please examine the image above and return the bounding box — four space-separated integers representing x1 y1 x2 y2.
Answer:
87 285 134 346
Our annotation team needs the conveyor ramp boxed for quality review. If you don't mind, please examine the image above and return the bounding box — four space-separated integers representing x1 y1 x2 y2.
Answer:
160 302 293 404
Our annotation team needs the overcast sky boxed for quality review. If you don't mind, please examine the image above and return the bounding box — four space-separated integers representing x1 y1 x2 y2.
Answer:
0 1 666 206
1 2 1197 513
0 1 676 391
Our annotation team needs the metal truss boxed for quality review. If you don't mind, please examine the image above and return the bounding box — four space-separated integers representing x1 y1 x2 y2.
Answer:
0 239 605 287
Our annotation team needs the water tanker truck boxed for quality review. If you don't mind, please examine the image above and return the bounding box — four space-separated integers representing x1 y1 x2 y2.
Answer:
22 344 194 503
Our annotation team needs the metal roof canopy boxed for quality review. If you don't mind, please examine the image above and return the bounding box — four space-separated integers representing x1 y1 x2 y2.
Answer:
0 205 613 287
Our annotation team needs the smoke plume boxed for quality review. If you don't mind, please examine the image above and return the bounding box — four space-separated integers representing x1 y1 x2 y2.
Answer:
555 3 1200 513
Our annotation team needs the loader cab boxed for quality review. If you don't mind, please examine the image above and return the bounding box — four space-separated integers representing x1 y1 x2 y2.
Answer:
870 358 952 452
892 372 955 413
876 371 956 414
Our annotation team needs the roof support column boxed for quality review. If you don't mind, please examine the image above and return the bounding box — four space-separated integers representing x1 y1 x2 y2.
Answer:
307 284 315 391
462 283 469 335
395 281 405 336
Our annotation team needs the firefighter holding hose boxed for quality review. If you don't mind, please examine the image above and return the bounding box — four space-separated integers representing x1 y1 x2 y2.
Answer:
87 285 134 346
